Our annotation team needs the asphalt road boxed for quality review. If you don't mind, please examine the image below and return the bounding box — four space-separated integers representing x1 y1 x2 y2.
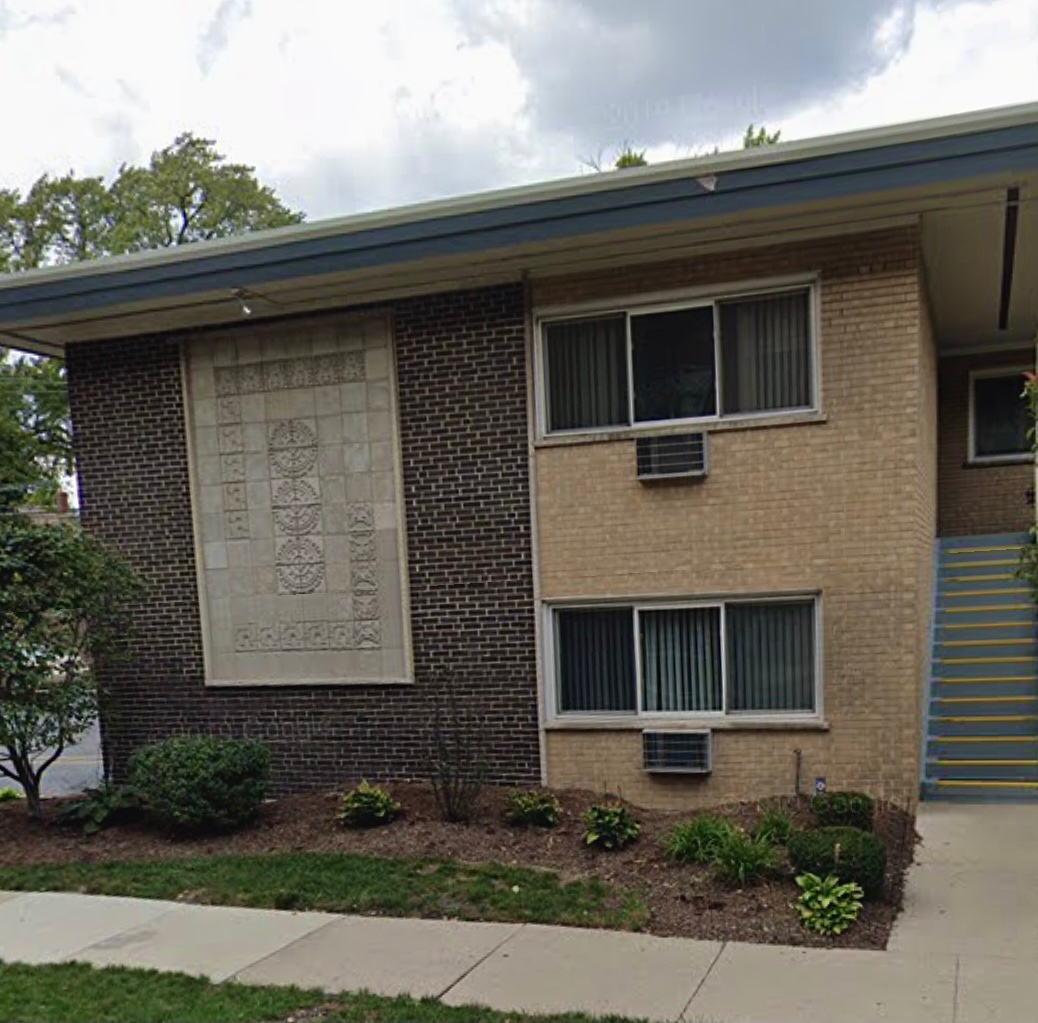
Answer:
2 723 103 797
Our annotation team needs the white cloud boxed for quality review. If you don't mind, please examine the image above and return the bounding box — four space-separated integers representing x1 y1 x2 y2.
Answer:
0 0 1034 219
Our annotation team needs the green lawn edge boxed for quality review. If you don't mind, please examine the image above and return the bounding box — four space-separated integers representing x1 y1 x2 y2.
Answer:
0 961 648 1023
0 851 648 931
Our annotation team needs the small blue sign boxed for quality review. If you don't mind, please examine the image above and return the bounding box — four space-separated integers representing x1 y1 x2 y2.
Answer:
814 777 826 793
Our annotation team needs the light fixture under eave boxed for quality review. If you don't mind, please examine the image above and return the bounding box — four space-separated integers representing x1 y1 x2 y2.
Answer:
232 288 253 317
695 174 718 193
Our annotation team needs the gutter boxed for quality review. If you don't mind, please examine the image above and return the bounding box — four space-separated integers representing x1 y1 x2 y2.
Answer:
2 106 1038 329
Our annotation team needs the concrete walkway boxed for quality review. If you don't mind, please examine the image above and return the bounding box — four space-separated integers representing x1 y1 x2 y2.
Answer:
0 803 1034 1022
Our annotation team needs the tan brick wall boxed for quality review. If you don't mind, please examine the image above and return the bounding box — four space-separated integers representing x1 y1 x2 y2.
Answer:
937 348 1034 538
533 227 932 810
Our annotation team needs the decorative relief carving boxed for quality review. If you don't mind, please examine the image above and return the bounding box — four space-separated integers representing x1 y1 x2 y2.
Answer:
225 510 250 539
268 420 318 478
220 454 245 482
233 619 382 652
198 333 399 674
275 536 325 594
214 352 365 398
348 532 377 562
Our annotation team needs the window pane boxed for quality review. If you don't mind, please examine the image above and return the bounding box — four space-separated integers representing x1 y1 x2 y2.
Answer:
555 608 636 712
640 607 722 712
974 373 1030 458
720 290 811 414
545 316 629 431
632 307 716 422
727 601 815 712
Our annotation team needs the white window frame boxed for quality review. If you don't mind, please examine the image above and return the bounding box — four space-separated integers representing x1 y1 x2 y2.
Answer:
535 275 821 439
544 593 823 725
968 365 1033 465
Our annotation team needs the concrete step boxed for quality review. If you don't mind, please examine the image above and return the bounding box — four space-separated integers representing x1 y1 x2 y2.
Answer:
921 779 1038 801
930 715 1038 737
932 678 1038 700
926 760 1038 781
937 605 1035 625
927 735 1038 758
935 621 1036 641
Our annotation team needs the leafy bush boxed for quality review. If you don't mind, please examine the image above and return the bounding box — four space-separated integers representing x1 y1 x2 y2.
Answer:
788 826 887 899
811 791 875 831
56 782 142 834
582 803 640 851
712 831 779 887
130 735 270 835
0 787 22 802
338 781 400 828
505 789 561 828
666 814 737 864
795 872 864 935
752 805 794 846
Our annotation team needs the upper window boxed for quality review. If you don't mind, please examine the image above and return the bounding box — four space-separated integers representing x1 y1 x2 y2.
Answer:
552 598 818 718
970 369 1031 463
542 286 814 434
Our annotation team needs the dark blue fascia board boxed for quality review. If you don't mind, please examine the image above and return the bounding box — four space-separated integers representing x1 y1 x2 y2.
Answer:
3 121 1038 325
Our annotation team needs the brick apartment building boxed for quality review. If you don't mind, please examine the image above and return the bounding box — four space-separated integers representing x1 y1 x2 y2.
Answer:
2 103 1036 807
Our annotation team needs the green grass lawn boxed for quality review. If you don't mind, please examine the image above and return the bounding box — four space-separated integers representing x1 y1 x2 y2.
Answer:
0 852 646 930
0 962 645 1023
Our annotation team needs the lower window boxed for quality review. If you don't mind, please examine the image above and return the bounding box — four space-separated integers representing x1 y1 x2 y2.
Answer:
553 598 817 717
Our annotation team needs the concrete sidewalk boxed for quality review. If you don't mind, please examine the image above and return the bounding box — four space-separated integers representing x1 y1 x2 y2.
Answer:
0 887 1027 1022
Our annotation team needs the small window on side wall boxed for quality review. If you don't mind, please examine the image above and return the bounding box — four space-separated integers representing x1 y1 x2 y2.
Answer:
970 369 1032 463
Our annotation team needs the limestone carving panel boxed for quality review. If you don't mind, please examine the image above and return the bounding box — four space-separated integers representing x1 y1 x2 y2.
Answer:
187 317 409 684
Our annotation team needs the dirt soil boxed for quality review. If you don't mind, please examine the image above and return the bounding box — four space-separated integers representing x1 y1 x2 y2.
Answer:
0 784 917 949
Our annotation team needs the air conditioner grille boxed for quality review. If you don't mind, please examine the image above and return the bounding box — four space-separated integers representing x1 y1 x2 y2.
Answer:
642 730 712 773
636 433 707 480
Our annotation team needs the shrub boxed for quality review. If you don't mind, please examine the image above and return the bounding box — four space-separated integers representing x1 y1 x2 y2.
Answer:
795 872 864 935
426 676 486 823
752 805 794 846
505 789 561 828
582 802 640 851
666 815 737 864
0 788 22 802
811 791 875 831
339 781 400 828
712 831 779 887
56 781 142 834
788 826 887 899
130 735 270 835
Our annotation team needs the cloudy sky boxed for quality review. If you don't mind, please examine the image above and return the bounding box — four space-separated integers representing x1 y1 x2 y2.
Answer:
1 0 1036 221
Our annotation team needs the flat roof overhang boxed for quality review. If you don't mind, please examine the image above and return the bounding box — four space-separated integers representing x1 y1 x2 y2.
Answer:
3 102 1038 357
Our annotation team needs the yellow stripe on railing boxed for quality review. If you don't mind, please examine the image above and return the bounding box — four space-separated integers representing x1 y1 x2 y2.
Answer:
942 638 1038 647
937 676 1037 684
937 656 1038 665
942 589 1030 599
935 715 1038 722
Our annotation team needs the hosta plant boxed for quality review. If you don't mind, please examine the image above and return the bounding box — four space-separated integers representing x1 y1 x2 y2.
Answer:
795 872 864 935
339 781 401 828
582 802 640 851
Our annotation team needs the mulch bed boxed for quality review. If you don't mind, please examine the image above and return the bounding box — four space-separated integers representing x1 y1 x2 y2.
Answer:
0 783 917 949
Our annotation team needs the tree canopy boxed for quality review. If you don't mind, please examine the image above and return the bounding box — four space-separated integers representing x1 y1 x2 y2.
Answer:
0 133 305 507
600 123 782 170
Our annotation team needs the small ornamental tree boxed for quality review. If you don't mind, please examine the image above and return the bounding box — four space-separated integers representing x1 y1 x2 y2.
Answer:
1016 371 1038 601
0 515 141 817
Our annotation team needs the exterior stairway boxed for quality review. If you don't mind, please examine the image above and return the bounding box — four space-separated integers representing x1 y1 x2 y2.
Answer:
922 532 1038 801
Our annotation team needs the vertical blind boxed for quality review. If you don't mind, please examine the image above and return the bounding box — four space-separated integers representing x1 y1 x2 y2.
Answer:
555 607 636 712
720 290 811 414
641 607 722 712
545 316 628 431
726 601 815 712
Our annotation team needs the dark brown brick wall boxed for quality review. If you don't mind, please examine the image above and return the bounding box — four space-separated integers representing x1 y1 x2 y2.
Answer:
66 284 541 791
937 348 1034 538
